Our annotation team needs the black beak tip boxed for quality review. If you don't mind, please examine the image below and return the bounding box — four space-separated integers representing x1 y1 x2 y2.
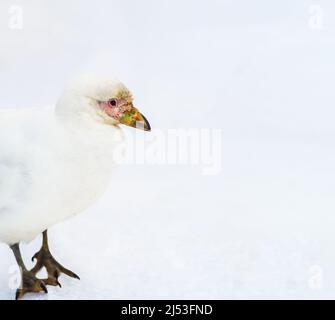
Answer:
142 114 151 132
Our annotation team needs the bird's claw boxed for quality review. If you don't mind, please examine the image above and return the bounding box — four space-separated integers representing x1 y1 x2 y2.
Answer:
15 270 48 300
30 247 80 288
31 252 38 262
43 276 62 288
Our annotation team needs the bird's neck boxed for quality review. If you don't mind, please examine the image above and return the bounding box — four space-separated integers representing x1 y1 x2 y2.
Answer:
55 92 103 125
54 93 125 165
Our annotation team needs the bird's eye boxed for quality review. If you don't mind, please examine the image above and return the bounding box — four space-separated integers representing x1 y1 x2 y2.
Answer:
109 99 117 107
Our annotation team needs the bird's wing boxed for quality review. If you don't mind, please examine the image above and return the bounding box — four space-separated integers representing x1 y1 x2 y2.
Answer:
0 106 54 214
0 157 32 215
0 125 31 215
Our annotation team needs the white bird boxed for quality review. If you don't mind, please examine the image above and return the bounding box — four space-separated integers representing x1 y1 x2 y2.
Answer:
0 75 151 299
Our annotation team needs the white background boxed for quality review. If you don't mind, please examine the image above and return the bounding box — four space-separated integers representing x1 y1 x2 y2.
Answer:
0 0 335 299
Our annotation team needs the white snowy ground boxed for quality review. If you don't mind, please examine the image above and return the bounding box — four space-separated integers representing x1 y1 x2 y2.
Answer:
1 0 335 299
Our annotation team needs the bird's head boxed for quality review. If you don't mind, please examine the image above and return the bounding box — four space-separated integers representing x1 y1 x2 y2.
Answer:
56 75 151 131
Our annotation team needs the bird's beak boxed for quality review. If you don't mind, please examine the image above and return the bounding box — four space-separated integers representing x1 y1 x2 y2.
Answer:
119 105 151 131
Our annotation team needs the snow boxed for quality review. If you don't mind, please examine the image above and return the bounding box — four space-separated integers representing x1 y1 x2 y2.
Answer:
1 0 335 299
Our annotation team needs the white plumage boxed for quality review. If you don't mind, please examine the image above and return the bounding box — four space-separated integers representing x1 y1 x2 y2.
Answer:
0 76 147 245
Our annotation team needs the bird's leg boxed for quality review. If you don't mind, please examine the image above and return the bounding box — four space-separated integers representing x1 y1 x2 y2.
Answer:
31 230 80 287
10 243 48 300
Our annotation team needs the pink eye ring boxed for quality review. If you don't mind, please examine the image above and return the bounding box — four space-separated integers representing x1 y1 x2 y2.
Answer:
108 99 118 107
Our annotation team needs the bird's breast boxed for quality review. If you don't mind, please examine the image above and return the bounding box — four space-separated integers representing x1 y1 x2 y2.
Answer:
53 125 125 217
